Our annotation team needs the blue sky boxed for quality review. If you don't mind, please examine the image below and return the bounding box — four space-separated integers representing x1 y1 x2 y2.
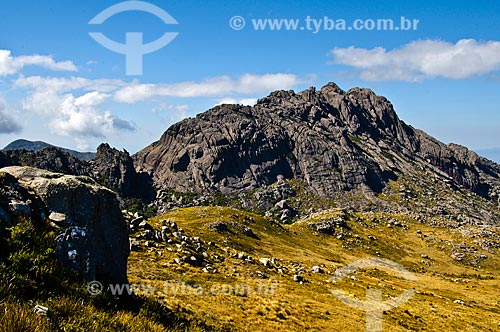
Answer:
0 0 499 161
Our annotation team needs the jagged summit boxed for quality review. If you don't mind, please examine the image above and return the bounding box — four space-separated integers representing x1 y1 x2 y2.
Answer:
134 82 500 200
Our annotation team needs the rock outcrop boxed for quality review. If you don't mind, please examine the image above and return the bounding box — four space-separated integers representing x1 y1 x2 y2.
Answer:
0 147 89 176
0 166 129 284
2 139 96 161
134 83 500 199
91 143 155 201
0 144 155 202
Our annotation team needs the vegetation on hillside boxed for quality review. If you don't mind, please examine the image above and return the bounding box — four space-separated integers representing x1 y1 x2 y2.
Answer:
0 215 227 332
126 180 500 331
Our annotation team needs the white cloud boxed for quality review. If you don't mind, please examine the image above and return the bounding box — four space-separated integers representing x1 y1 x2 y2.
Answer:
75 139 90 151
0 50 77 76
74 91 110 107
114 73 300 103
331 39 500 81
13 72 301 139
15 76 131 94
12 75 135 146
111 117 136 131
15 76 133 117
151 103 190 123
151 104 189 113
0 98 22 134
14 77 135 138
49 92 134 138
215 97 257 106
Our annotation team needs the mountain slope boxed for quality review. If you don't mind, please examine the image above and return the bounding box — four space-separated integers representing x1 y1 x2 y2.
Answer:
134 83 500 201
127 203 500 332
3 139 96 161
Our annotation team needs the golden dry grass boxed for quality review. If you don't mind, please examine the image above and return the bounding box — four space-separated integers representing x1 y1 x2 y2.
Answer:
128 206 500 331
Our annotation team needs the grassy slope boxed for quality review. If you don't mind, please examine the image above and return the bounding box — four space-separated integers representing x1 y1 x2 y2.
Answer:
0 215 225 332
129 202 500 332
2 173 498 331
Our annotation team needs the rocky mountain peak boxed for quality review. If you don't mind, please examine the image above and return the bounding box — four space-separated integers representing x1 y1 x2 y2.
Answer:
256 89 296 106
134 82 500 200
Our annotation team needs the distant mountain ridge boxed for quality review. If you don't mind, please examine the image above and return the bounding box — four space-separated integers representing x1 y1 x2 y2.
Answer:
2 139 96 161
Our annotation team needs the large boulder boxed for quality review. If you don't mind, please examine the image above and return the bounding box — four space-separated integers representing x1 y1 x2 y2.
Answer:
0 171 46 233
0 166 129 284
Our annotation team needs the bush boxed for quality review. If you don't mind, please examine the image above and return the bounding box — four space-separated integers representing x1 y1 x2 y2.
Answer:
125 198 157 219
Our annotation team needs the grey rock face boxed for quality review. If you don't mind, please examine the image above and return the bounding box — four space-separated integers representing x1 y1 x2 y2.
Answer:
0 143 155 201
0 146 89 176
0 171 45 233
0 205 11 232
91 144 137 198
0 166 129 284
134 82 500 199
85 143 155 200
2 139 96 161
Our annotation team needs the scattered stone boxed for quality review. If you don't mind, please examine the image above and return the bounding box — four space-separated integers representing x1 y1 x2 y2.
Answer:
49 212 67 224
139 221 153 231
308 218 346 235
311 266 323 273
33 305 58 328
188 256 200 266
242 227 257 238
130 240 141 251
131 217 144 227
275 200 289 210
9 199 32 216
451 252 466 261
161 226 170 241
259 258 271 267
169 221 178 230
206 221 228 233
293 275 304 283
